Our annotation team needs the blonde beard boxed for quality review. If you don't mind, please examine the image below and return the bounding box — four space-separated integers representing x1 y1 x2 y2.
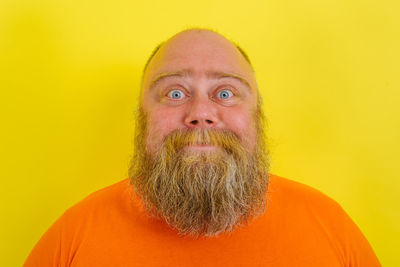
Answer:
129 109 269 237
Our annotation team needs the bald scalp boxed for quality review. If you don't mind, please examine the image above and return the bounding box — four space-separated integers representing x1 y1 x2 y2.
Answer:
140 28 254 86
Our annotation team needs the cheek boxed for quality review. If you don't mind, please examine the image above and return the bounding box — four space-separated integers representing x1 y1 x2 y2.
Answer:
145 108 185 152
220 108 256 149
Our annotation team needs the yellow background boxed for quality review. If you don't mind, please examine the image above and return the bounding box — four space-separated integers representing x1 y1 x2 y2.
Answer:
1 0 398 266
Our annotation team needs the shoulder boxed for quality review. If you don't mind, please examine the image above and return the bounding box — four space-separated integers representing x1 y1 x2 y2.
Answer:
24 179 136 266
265 173 356 235
267 174 367 247
61 179 135 222
268 174 381 265
267 173 343 212
260 174 381 266
75 179 132 206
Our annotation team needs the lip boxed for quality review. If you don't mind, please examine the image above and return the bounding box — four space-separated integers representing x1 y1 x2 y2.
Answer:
184 144 216 151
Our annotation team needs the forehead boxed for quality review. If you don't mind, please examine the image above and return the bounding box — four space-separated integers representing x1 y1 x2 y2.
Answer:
142 30 256 90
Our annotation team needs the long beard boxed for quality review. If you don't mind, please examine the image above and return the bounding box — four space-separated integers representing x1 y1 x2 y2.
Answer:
129 109 270 237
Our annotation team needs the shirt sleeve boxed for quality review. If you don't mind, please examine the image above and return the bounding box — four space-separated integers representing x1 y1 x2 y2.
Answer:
24 215 65 267
337 205 381 267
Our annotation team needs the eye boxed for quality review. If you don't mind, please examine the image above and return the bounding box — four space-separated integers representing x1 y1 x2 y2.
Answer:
217 89 233 99
167 89 185 100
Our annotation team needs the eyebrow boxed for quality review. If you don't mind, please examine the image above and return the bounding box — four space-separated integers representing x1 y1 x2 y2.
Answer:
148 69 252 91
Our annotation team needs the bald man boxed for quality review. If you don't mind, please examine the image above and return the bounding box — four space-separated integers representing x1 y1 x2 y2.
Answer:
24 29 380 266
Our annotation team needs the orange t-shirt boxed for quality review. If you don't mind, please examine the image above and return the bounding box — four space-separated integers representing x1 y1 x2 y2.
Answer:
24 174 380 266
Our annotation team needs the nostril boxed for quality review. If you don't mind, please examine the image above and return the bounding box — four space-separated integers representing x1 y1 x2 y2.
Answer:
206 120 213 124
191 120 199 125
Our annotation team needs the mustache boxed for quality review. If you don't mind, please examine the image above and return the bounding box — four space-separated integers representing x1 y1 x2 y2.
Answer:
161 128 245 154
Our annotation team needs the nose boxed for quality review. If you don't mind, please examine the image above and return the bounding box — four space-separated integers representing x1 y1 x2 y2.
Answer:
184 96 219 129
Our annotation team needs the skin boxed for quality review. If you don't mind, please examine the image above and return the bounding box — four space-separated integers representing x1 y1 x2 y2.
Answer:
141 29 259 154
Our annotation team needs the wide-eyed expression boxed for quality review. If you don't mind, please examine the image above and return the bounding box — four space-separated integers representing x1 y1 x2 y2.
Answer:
141 30 259 154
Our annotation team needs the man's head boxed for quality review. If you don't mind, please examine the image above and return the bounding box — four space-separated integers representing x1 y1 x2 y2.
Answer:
129 28 269 236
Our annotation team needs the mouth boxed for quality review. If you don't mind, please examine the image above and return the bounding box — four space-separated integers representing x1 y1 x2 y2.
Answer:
183 144 217 151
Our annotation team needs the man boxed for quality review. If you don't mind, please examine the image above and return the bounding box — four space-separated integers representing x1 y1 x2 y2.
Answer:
25 28 380 266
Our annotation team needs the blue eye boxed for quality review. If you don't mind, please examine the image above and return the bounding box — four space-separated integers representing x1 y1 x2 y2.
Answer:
217 89 233 99
168 89 184 99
